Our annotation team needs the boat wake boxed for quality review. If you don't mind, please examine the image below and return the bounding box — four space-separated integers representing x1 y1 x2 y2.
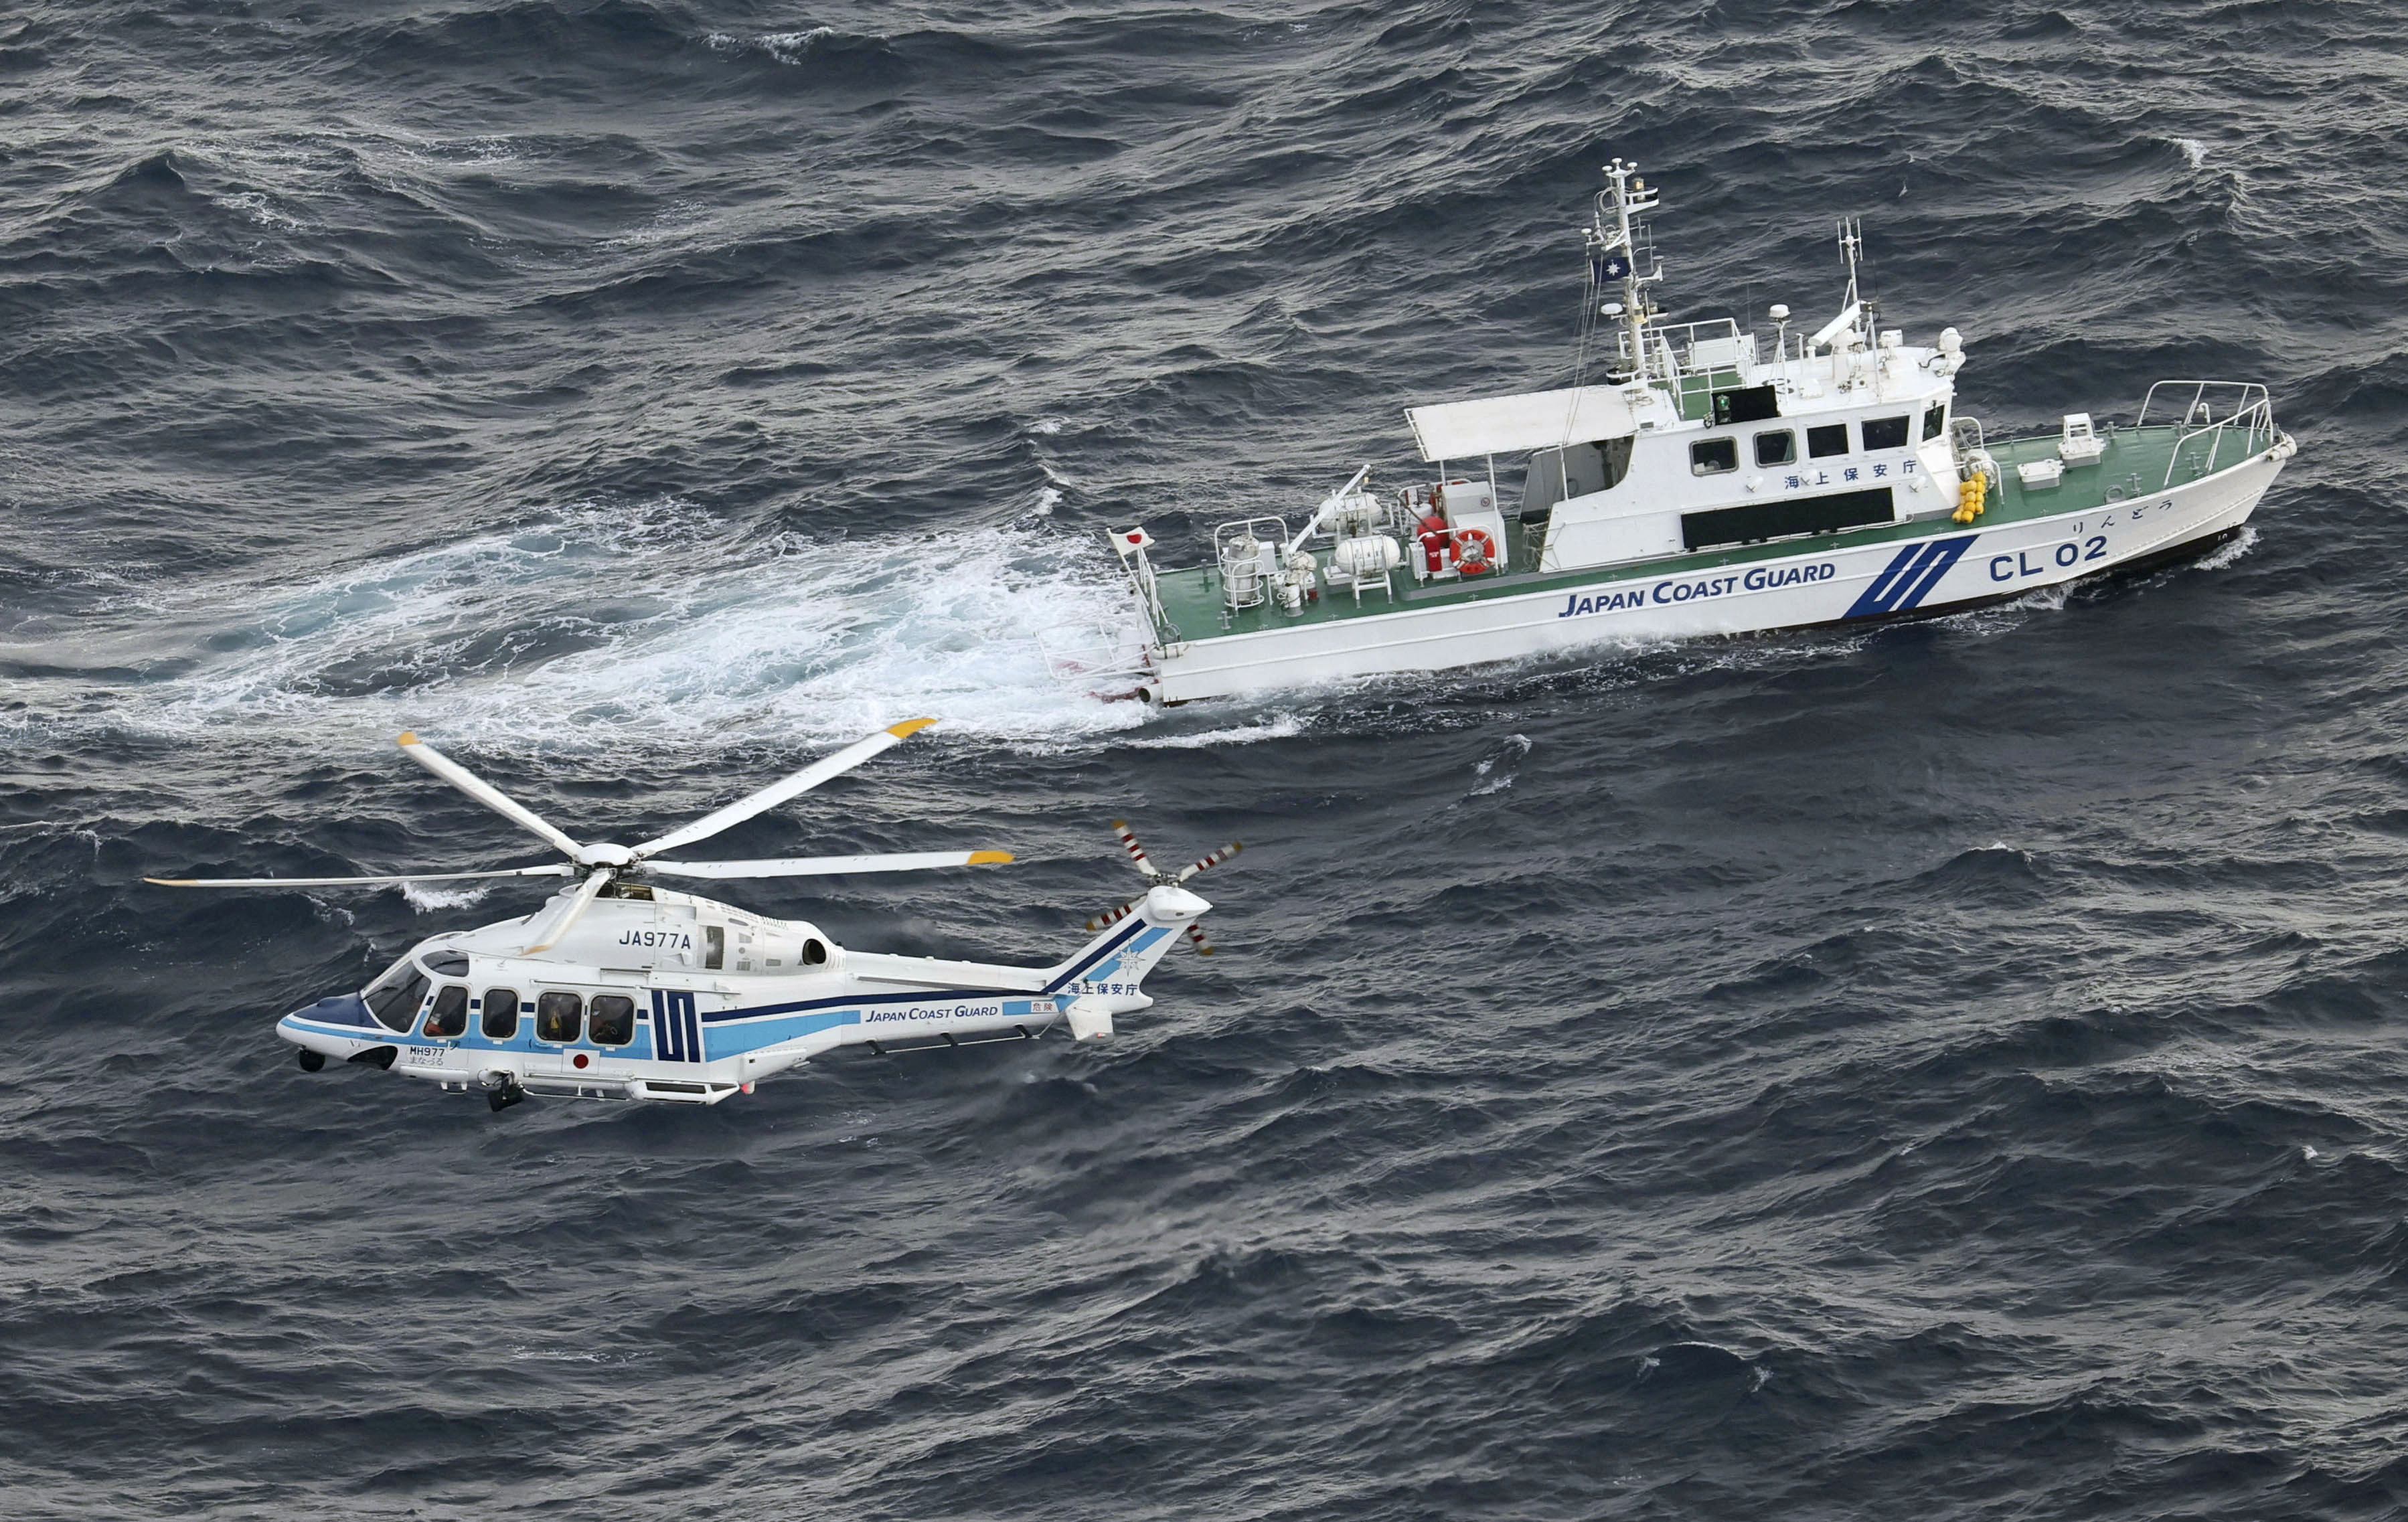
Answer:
3 498 1159 755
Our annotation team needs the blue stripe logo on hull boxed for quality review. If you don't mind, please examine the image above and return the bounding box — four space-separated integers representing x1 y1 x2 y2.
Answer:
1847 535 1976 618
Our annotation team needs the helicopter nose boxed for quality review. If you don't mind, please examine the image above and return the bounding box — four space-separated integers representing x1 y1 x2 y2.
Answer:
280 993 377 1033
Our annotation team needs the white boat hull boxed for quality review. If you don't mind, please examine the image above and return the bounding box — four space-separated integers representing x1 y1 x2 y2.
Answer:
1146 447 2286 704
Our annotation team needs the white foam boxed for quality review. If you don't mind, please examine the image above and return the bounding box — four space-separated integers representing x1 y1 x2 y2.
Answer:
2175 137 2209 167
1122 715 1305 749
1467 734 1531 795
708 27 838 64
400 880 495 913
13 499 1155 755
2198 523 2257 570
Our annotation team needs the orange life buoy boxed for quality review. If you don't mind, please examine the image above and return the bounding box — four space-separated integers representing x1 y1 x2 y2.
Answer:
1451 526 1497 575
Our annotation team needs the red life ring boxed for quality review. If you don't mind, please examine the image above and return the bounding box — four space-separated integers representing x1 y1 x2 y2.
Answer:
1451 526 1497 575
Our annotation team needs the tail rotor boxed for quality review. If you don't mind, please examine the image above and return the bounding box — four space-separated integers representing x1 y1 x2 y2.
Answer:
1085 820 1242 954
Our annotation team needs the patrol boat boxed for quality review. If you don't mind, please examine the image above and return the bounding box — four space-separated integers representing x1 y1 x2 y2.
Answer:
1091 160 2296 705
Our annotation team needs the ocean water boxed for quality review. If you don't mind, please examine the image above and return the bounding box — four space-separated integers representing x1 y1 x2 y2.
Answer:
5 1 2406 1517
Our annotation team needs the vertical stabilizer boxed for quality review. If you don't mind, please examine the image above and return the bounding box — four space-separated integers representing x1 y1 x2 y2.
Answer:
1046 884 1210 998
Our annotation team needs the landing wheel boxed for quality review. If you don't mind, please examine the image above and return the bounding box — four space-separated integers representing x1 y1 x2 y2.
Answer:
487 1084 526 1114
296 1048 325 1073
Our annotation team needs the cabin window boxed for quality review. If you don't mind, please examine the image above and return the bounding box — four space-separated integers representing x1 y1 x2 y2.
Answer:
424 951 469 977
588 995 635 1047
1861 415 1911 451
1690 438 1738 476
1923 406 1947 441
1807 424 1848 458
424 985 469 1039
481 988 521 1041
536 991 582 1044
364 962 430 1033
703 926 725 970
1754 430 1795 467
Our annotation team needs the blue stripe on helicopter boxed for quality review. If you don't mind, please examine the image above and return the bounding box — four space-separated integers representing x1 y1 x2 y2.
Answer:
696 918 1163 1025
1845 534 1976 618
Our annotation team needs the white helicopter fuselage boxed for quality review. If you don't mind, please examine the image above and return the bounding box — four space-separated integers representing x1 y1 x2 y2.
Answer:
277 880 1207 1106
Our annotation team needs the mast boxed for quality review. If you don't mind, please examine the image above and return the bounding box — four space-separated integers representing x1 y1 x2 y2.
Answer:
1589 159 1662 384
1836 216 1876 349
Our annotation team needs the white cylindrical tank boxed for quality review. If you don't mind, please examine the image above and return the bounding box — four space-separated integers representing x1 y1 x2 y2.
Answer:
1332 535 1401 578
1221 535 1265 609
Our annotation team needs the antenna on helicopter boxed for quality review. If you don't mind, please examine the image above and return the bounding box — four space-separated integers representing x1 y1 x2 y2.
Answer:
1082 821 1242 954
146 719 1014 954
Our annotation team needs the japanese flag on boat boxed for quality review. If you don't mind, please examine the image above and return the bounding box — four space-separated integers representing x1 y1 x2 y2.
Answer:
1113 527 1154 556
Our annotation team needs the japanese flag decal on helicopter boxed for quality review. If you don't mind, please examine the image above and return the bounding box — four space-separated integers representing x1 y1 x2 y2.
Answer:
147 721 1241 1113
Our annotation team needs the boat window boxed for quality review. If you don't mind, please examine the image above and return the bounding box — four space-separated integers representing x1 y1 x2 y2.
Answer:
1861 415 1911 451
536 991 582 1043
588 995 636 1047
481 987 521 1041
424 985 469 1038
1754 430 1795 467
1690 438 1738 476
1807 424 1848 458
364 960 430 1033
1922 405 1947 441
704 926 724 970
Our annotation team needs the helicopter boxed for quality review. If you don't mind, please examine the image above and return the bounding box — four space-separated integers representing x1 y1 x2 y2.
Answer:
147 720 1241 1112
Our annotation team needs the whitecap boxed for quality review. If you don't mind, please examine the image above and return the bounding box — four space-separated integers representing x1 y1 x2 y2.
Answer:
401 880 496 913
1123 715 1305 749
1467 733 1532 795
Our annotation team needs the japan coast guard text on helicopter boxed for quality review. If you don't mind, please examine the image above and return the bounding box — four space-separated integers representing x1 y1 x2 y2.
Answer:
147 720 1240 1112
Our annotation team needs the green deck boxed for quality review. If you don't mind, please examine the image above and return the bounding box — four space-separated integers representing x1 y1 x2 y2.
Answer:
1149 423 2255 643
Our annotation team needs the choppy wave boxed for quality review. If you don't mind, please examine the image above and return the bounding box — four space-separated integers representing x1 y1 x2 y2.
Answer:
3 1 2399 1519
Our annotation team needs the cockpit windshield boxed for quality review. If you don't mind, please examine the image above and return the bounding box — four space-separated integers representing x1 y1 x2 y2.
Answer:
362 954 430 1033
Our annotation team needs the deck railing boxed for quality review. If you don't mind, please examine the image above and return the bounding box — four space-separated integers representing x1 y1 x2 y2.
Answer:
1610 318 1753 391
2138 381 2277 488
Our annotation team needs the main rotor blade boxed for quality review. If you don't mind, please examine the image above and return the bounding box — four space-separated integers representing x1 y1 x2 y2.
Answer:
145 864 576 889
524 868 612 955
1111 819 1156 877
646 850 1012 880
1176 841 1243 881
629 719 938 861
398 733 584 859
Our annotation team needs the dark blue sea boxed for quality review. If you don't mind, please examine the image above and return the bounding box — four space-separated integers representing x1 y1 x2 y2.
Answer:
5 2 2403 1516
